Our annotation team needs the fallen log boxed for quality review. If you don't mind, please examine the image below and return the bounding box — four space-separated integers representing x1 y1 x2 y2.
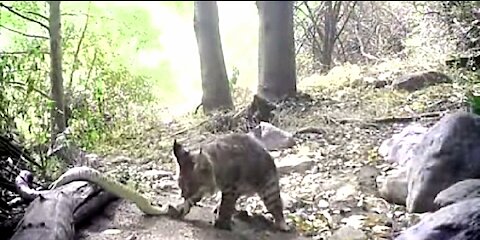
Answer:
7 138 118 240
10 175 117 240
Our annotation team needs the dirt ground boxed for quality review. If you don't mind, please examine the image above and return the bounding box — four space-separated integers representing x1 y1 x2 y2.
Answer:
79 82 465 240
79 196 310 240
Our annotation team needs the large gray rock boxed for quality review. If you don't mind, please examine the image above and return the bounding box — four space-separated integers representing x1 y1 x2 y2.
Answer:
395 198 480 240
406 111 480 213
377 123 427 205
391 71 452 92
434 179 480 208
378 123 428 167
248 122 296 151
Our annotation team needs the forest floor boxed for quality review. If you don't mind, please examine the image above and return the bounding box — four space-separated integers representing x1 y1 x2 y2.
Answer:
76 67 468 240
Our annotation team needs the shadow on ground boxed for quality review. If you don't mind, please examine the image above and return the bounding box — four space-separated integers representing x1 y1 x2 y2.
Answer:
78 194 309 240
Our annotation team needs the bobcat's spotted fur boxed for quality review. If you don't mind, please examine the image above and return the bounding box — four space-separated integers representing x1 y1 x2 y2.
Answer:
172 133 289 231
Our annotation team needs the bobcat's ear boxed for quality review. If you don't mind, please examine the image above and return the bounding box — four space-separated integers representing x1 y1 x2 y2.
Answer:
253 94 260 104
173 139 190 166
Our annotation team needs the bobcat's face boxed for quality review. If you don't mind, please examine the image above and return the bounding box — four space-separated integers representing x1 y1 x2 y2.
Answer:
173 140 215 202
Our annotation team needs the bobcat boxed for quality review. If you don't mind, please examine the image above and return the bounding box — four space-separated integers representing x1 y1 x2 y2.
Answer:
172 133 290 231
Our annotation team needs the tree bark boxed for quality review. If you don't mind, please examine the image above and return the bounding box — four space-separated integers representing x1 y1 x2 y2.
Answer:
321 1 340 71
48 1 66 144
257 1 297 102
194 1 234 114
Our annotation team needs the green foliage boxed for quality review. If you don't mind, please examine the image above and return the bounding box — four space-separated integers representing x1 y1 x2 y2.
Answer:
467 92 480 115
0 1 162 163
465 73 480 115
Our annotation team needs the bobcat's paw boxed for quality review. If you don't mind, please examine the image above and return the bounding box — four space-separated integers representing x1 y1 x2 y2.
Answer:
214 218 233 231
275 221 293 232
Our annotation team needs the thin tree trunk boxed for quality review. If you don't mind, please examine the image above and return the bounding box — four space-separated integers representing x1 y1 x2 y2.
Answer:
48 1 66 145
194 1 234 114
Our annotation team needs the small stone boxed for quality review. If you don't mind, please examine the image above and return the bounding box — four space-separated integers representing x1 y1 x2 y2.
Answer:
318 199 330 208
102 229 121 235
330 226 367 240
281 193 297 209
372 225 390 234
143 169 172 179
126 234 137 240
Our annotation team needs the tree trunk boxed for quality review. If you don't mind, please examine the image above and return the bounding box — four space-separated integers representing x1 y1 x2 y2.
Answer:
194 1 234 114
48 1 66 144
257 1 296 102
321 1 338 71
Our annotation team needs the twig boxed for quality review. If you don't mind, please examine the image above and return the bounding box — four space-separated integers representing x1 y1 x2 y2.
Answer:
194 102 203 114
1 51 49 55
26 11 48 21
294 126 325 135
370 112 444 123
170 120 208 137
4 81 52 100
333 1 357 43
85 48 98 82
0 3 49 30
0 25 48 39
231 106 248 121
336 111 445 124
68 2 91 90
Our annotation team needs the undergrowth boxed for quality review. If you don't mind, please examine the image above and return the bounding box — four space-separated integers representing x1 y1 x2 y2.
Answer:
85 58 477 168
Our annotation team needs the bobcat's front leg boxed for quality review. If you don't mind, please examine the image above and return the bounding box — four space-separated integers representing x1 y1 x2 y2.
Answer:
214 191 239 231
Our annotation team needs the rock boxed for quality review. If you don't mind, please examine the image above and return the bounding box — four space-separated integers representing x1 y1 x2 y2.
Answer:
280 193 297 210
334 184 357 201
142 169 173 179
395 198 480 240
378 168 408 205
248 122 296 151
102 229 122 235
378 122 428 167
406 111 480 213
391 71 452 92
362 77 388 88
330 226 367 240
275 155 315 175
434 179 480 208
357 165 380 189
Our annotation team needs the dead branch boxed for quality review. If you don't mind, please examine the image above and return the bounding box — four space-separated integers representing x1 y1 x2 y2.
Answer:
0 25 48 39
334 1 358 43
2 68 44 74
370 112 444 123
68 3 91 90
300 2 324 59
335 111 445 124
294 126 326 135
61 12 87 17
85 50 98 84
26 11 48 21
1 51 49 55
172 106 248 137
4 81 52 100
194 102 203 114
336 37 348 62
170 120 208 137
353 24 379 62
0 3 49 30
